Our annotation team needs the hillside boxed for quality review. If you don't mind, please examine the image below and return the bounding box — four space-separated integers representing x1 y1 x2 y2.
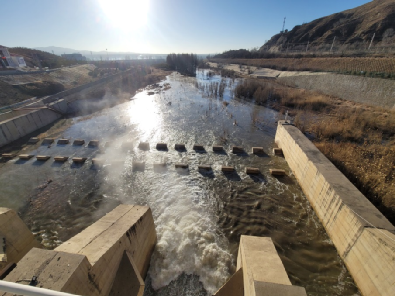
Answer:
7 47 81 69
260 0 395 53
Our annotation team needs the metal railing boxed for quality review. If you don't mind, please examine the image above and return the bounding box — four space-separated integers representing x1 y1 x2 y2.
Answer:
0 280 74 296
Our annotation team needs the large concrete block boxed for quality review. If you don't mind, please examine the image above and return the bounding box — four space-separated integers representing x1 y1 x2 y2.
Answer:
214 268 243 296
4 248 98 295
0 208 40 267
237 235 305 296
56 205 156 295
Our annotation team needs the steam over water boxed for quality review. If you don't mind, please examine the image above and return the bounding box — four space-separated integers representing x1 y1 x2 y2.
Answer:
0 71 359 295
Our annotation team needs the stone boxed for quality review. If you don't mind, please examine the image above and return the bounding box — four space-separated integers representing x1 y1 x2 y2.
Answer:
27 137 39 144
1 154 15 159
138 142 150 150
213 145 224 151
73 139 85 145
246 167 260 175
57 139 69 145
36 155 50 161
270 169 286 176
88 140 99 147
42 138 55 144
232 146 244 153
72 157 87 163
193 144 205 150
175 163 188 168
18 154 34 160
175 144 186 150
252 147 264 154
156 143 168 150
273 148 283 155
222 166 235 172
54 156 68 162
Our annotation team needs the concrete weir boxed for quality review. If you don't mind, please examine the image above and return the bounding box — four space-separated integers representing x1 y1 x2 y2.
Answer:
275 120 395 296
3 205 157 295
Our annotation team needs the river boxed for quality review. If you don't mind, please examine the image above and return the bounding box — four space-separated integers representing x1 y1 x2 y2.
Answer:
0 70 358 295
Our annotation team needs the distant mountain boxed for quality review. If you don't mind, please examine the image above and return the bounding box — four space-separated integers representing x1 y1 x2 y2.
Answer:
260 0 395 52
34 46 168 61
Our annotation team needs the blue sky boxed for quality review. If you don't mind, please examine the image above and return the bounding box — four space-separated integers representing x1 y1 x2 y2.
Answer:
2 0 371 54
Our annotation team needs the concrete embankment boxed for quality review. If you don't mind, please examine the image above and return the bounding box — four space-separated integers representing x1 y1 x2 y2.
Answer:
0 69 133 147
275 121 395 296
3 204 157 295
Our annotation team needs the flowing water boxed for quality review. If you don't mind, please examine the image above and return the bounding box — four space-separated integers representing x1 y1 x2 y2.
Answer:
0 70 359 295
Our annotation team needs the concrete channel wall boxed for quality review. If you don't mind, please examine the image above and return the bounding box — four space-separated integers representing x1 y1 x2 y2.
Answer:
0 69 132 147
275 121 395 296
0 99 68 147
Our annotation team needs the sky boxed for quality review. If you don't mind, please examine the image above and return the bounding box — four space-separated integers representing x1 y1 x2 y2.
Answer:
2 0 372 54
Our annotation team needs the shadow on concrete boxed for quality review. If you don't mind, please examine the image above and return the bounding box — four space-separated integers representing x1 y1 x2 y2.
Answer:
232 151 249 157
32 160 47 166
70 162 85 169
253 152 270 158
51 161 65 168
193 149 207 154
213 150 227 156
14 159 29 165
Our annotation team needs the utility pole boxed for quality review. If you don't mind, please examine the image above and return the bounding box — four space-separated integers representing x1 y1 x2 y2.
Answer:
306 40 309 52
282 17 286 33
368 33 375 50
330 36 336 52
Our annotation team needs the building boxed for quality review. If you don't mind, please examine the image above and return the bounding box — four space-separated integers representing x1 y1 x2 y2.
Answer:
0 46 27 69
61 53 87 61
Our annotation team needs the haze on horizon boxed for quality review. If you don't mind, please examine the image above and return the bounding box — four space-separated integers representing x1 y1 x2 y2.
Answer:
2 0 372 54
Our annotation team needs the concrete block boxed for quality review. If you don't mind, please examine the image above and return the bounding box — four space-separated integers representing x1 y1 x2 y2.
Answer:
156 143 168 150
121 142 134 150
27 137 39 144
4 248 99 295
56 205 157 295
198 164 212 171
246 167 260 175
254 281 306 296
54 156 69 162
72 157 87 163
270 169 286 176
18 154 34 160
42 138 55 145
193 144 205 150
138 142 150 150
0 208 40 266
175 143 186 150
57 139 69 145
232 146 244 153
73 139 85 145
252 147 264 154
1 154 15 159
213 145 224 152
237 235 294 296
88 140 99 147
273 148 283 155
36 155 50 161
222 166 235 172
132 161 145 170
214 268 243 296
175 163 188 169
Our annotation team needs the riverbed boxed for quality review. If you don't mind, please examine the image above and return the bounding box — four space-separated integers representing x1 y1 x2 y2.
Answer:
0 70 358 295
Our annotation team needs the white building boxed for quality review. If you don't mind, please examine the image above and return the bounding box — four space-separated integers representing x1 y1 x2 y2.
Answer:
0 46 27 69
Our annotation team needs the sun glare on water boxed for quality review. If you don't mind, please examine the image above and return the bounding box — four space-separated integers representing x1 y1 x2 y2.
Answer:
99 0 149 30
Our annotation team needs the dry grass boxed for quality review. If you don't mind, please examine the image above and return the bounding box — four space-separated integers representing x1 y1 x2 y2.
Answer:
212 57 395 78
294 106 395 223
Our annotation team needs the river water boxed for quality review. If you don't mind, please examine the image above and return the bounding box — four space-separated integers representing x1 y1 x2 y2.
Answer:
0 70 358 295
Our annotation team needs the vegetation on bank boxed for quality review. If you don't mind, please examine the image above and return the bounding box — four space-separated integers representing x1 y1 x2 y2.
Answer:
234 78 395 223
9 47 78 68
211 57 395 79
165 53 199 76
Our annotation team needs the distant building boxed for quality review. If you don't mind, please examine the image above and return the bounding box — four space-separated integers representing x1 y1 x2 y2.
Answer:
61 53 87 61
0 46 27 68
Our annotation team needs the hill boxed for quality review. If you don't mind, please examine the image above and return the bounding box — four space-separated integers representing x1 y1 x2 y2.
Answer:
8 47 82 69
260 0 395 53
